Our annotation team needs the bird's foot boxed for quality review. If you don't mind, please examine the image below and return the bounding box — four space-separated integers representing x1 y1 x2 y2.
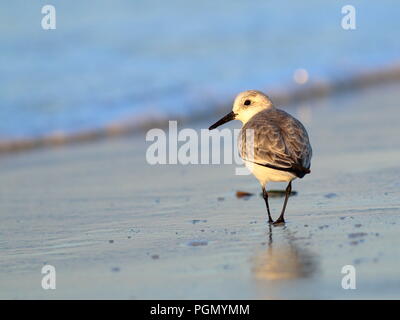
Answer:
267 219 274 225
273 218 285 226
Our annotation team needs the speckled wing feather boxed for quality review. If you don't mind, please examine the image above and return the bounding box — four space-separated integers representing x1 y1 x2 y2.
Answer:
239 109 312 177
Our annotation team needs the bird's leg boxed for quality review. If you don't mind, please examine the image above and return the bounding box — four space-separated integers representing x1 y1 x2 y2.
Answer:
262 187 274 224
274 181 292 225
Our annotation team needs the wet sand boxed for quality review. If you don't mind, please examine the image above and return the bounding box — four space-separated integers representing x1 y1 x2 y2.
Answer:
1 84 400 299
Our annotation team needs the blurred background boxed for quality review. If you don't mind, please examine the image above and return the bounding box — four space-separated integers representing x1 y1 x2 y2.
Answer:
1 0 399 142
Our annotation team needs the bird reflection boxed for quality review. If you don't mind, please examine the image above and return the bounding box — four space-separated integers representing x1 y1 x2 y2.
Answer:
253 224 317 281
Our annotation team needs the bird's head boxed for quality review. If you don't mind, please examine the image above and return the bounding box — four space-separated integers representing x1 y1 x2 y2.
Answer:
209 90 274 130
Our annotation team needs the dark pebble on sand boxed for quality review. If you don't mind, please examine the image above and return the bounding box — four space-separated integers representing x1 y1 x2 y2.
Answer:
187 240 208 247
192 219 207 224
354 224 362 228
151 254 159 260
325 193 338 199
111 267 120 272
109 240 114 244
348 232 368 239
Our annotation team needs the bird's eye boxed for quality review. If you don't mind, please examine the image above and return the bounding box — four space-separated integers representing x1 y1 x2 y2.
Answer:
244 99 251 106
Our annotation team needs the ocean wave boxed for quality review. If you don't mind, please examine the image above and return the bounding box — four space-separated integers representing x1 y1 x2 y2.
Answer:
1 62 400 154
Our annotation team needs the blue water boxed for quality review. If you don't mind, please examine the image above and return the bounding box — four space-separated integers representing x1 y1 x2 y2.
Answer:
1 0 399 139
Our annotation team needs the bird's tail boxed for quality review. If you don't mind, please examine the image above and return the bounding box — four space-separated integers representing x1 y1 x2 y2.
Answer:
291 163 311 178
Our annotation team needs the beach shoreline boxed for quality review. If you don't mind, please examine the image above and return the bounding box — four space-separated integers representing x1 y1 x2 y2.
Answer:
2 62 400 155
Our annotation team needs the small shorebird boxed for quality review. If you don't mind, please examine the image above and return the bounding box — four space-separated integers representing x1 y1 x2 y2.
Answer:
209 90 312 224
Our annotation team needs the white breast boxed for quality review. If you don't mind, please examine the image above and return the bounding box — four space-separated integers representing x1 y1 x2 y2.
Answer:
243 160 296 187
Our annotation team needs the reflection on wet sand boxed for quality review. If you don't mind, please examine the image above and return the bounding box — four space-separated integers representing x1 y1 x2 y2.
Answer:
253 225 317 281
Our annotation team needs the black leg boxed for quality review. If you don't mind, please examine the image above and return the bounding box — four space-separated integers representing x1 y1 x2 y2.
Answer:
262 187 274 224
274 181 292 225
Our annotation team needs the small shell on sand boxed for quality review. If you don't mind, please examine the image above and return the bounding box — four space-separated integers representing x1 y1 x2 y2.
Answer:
236 191 254 199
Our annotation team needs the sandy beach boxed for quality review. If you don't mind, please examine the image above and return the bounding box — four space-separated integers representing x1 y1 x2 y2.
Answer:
1 83 400 299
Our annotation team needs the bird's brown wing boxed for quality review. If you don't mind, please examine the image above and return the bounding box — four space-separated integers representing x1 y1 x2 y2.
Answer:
239 109 312 176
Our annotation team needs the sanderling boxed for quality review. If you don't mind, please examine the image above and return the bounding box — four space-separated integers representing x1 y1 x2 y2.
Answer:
209 90 312 224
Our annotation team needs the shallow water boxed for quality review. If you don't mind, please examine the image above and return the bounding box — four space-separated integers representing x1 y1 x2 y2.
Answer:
1 1 400 139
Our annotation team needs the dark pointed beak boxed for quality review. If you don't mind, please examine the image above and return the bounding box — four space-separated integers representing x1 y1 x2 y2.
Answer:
209 111 236 130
